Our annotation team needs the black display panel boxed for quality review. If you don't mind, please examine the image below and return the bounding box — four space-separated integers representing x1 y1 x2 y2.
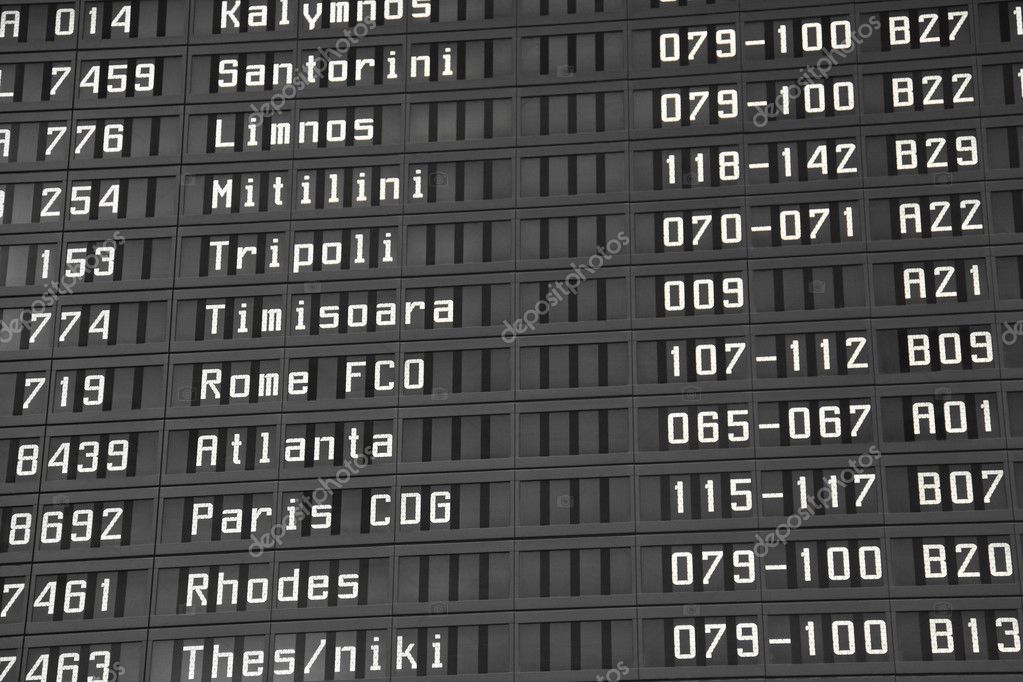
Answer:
0 0 1021 679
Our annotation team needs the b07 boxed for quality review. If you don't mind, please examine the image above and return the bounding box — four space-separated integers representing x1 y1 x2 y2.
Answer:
915 468 1004 507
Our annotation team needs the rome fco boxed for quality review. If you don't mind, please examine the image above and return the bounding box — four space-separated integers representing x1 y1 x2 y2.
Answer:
196 357 428 400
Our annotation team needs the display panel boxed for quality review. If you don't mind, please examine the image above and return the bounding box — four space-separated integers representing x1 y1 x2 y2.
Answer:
0 0 1021 679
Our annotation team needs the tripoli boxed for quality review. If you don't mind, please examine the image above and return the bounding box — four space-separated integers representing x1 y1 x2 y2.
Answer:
184 566 360 607
201 229 396 275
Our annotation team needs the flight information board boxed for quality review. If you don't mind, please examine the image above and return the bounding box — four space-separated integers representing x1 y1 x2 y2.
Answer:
0 0 1022 679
